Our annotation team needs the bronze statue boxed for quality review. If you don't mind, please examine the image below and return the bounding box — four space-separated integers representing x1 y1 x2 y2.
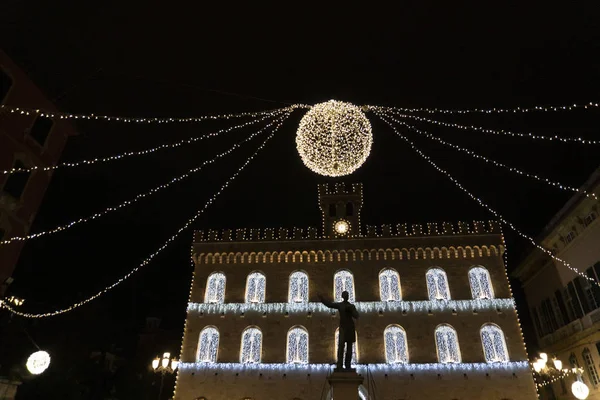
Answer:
319 291 359 370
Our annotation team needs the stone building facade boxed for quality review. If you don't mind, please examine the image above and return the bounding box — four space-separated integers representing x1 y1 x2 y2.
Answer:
513 166 600 400
174 183 537 400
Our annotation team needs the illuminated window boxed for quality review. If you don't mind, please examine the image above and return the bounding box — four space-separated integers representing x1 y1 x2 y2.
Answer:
204 272 226 304
287 326 309 364
334 270 355 302
583 348 600 385
245 272 266 303
480 324 509 362
379 268 401 301
469 266 495 299
240 327 262 363
384 325 408 363
426 268 451 300
435 324 461 363
196 326 219 363
288 271 309 303
335 328 358 365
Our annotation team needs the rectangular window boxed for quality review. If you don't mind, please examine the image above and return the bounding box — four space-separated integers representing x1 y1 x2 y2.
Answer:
28 117 53 146
551 296 565 327
568 281 585 318
584 212 597 227
531 308 543 337
585 267 600 311
0 67 12 103
543 298 559 331
596 342 600 357
574 277 592 314
583 350 600 385
2 160 31 199
565 231 577 244
555 290 571 324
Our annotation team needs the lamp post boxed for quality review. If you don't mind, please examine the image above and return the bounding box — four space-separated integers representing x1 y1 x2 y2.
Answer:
151 352 179 400
531 352 589 399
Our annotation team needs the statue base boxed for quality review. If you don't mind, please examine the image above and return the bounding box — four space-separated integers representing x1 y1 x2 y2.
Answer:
327 370 364 400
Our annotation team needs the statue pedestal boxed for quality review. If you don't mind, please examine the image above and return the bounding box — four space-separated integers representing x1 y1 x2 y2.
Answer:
327 370 364 399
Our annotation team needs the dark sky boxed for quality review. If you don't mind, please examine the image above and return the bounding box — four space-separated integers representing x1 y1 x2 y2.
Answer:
2 1 600 359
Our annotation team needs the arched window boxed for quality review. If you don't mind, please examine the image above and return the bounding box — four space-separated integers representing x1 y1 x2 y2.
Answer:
379 268 402 301
204 272 226 303
426 268 451 300
583 348 600 385
334 270 355 302
288 271 309 303
435 324 461 363
196 326 219 363
469 266 495 299
240 327 262 363
384 325 408 363
287 326 309 364
245 272 266 303
335 328 358 365
480 324 509 362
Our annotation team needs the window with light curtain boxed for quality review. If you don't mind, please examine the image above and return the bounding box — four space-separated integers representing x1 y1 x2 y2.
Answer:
196 326 219 363
469 266 495 299
288 271 309 303
480 324 509 362
334 270 355 302
435 324 461 363
240 327 262 363
245 272 266 303
335 328 358 364
384 325 408 363
287 326 309 364
379 268 402 301
426 268 451 300
204 272 226 303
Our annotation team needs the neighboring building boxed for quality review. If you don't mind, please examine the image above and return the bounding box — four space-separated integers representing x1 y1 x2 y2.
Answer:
0 50 76 296
513 167 600 399
174 182 537 400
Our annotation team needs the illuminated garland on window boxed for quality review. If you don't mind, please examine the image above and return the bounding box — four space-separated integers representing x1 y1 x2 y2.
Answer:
197 327 219 363
335 328 358 365
286 327 309 364
384 325 409 363
1 115 289 318
189 298 515 315
240 327 262 364
288 271 309 303
426 268 451 301
468 267 495 299
204 273 226 304
378 268 402 301
245 272 266 303
435 324 462 363
0 114 290 246
333 270 355 302
375 114 600 288
480 324 509 363
365 101 599 114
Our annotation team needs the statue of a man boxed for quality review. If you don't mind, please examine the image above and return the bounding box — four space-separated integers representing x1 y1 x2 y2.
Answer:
319 291 359 370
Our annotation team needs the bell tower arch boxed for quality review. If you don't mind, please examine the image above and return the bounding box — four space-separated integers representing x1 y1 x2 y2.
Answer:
317 182 363 238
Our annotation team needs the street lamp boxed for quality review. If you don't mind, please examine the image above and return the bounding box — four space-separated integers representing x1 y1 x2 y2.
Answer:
151 352 179 400
531 352 589 399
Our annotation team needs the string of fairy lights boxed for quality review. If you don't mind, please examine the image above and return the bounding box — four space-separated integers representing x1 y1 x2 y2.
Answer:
0 114 289 245
371 101 600 115
0 113 290 318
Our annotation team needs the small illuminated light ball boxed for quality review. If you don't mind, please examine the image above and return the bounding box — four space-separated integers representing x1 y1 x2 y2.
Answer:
334 220 349 235
572 381 590 399
26 350 51 375
296 100 372 177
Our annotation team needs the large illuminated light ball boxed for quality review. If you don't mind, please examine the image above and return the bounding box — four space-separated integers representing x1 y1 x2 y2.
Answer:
296 100 373 177
572 381 590 399
26 350 51 375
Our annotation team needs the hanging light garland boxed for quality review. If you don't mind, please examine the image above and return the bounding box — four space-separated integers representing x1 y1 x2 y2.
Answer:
375 113 600 288
0 114 290 246
364 101 600 115
296 100 373 177
1 111 288 175
0 114 290 318
0 103 306 123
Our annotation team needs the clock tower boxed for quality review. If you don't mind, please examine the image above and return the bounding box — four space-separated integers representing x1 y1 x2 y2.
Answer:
318 182 363 239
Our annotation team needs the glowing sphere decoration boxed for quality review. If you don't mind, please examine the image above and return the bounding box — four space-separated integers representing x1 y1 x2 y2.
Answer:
572 381 590 399
26 350 51 375
296 100 373 177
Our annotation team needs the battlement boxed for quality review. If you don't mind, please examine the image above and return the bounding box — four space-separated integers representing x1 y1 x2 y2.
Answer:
193 220 501 242
317 182 363 196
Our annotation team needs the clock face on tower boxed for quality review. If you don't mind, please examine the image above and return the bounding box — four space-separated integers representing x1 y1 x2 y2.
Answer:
333 219 350 235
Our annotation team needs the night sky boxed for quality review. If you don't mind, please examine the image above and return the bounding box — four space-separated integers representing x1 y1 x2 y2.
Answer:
2 1 600 392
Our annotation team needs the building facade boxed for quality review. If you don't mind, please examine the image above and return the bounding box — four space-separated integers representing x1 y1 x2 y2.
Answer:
175 183 537 400
513 167 600 400
0 50 76 297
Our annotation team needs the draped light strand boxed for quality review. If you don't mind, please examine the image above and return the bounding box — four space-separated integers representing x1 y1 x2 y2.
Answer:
372 107 600 144
375 113 600 288
378 111 597 200
1 111 286 175
0 114 289 318
0 103 306 123
0 113 290 246
364 101 600 115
